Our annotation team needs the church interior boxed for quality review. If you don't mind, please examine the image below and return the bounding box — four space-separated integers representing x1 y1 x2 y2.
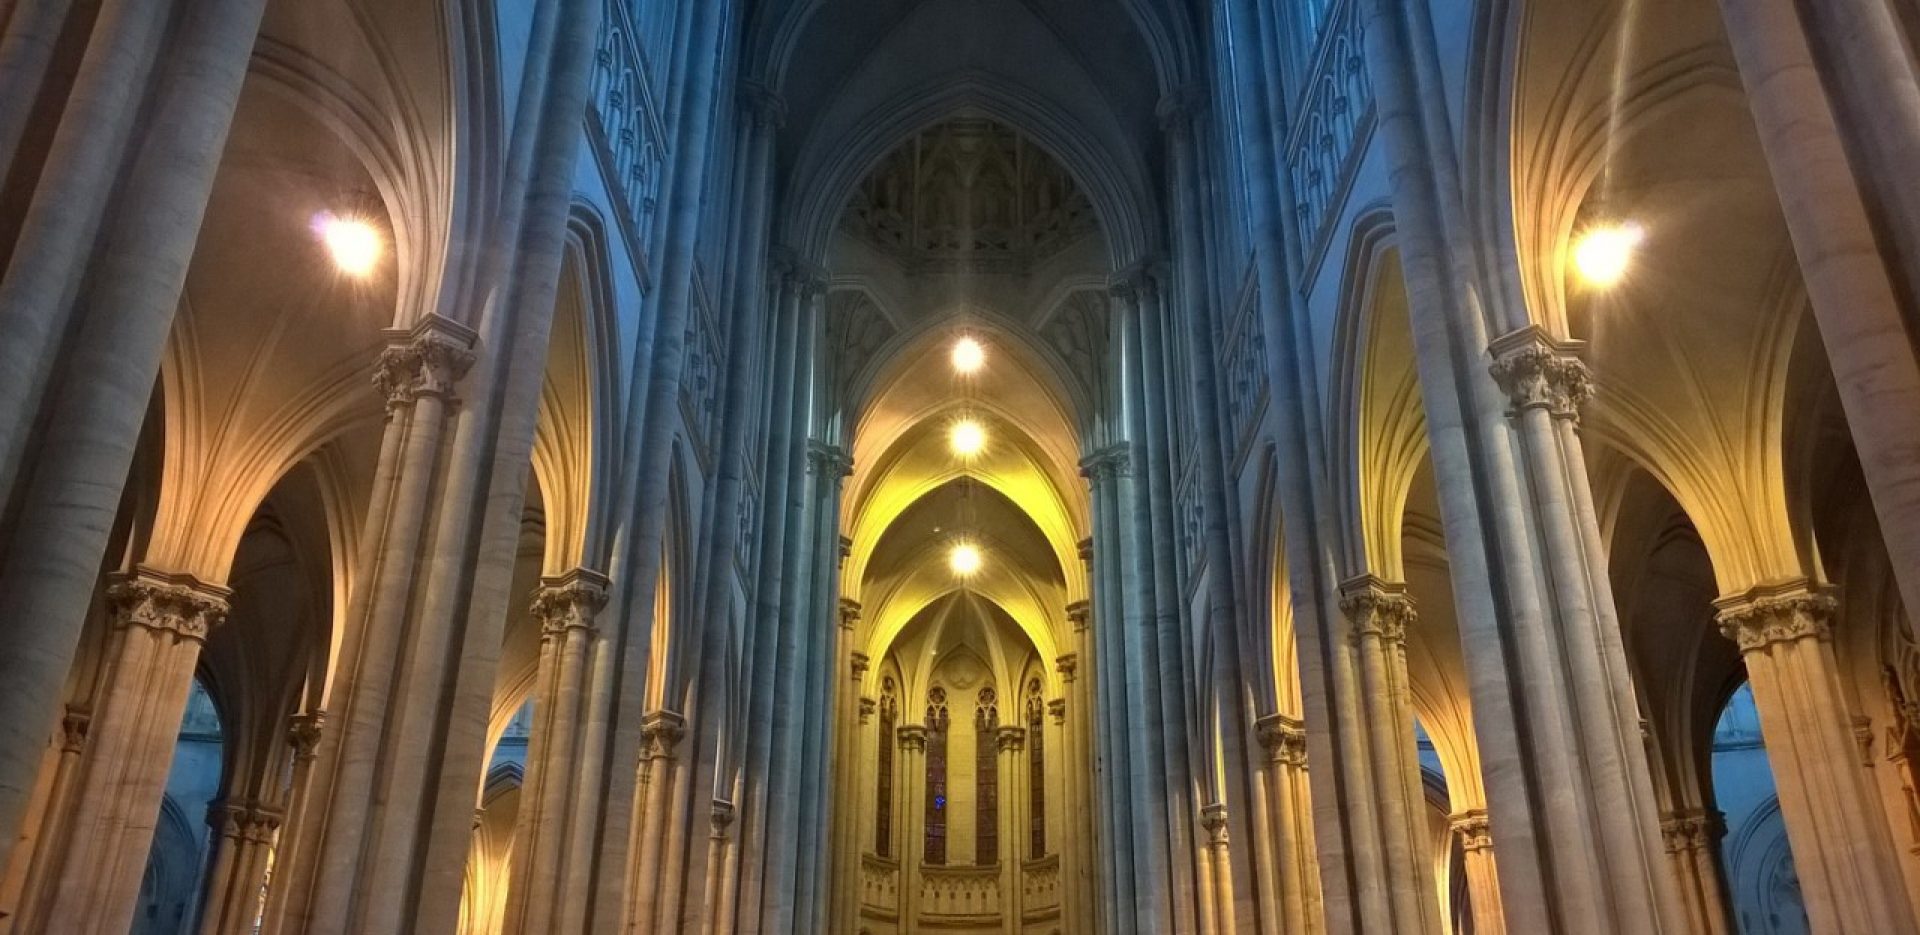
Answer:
1 0 1918 933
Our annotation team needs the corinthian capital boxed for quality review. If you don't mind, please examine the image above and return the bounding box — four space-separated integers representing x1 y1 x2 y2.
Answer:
287 710 327 760
107 566 231 644
1713 580 1834 654
1450 809 1493 852
373 314 479 413
531 567 611 638
1338 575 1415 646
1255 713 1308 768
1487 325 1593 421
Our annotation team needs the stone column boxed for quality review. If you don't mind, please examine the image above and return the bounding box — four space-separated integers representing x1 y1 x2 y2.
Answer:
997 725 1026 935
1658 808 1730 935
829 642 869 932
259 710 323 930
1199 803 1236 935
1055 642 1090 926
1339 575 1442 934
1255 714 1312 934
1451 810 1506 935
1713 582 1916 931
1078 446 1136 935
703 799 738 934
628 707 688 923
897 725 929 927
794 440 852 933
40 567 230 932
0 0 268 866
502 567 609 934
199 799 284 935
11 706 92 926
1714 0 1920 638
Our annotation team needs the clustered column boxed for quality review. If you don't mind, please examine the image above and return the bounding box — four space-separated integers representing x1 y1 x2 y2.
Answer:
897 725 929 926
996 724 1025 934
1658 808 1730 935
1713 582 1916 931
1450 810 1505 935
39 568 230 933
199 798 284 935
1254 713 1314 933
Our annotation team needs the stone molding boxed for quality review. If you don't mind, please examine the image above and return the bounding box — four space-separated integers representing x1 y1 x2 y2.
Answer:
1713 580 1835 653
710 798 737 838
851 651 871 682
374 314 478 413
1450 809 1493 853
839 597 862 630
1487 325 1593 421
1077 444 1131 481
995 726 1026 752
1048 698 1067 725
1255 713 1308 768
107 566 232 644
859 697 877 724
1338 574 1415 646
640 710 687 761
287 710 327 761
1055 652 1079 682
897 725 928 752
531 567 611 638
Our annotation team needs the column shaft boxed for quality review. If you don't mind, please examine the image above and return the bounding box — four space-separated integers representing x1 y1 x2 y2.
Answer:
1451 812 1506 935
0 0 265 866
1715 584 1916 931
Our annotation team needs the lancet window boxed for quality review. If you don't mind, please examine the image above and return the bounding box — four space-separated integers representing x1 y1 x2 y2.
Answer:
876 677 897 857
975 687 999 864
925 686 950 865
1027 678 1046 858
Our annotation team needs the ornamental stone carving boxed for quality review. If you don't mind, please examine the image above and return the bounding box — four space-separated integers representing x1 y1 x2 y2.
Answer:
107 567 231 644
1450 810 1493 853
1077 444 1131 483
287 710 327 761
208 799 285 845
839 597 863 631
531 568 611 639
859 697 877 724
807 440 854 479
897 725 928 752
1713 582 1836 653
60 706 91 753
1255 713 1308 768
995 726 1026 752
1659 809 1720 854
1200 802 1231 845
1338 575 1415 646
1487 326 1593 421
373 315 478 413
1065 601 1091 634
710 799 737 837
851 651 871 682
1055 652 1078 682
640 710 687 761
1048 698 1066 725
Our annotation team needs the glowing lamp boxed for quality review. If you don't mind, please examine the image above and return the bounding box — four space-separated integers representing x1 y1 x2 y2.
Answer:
1570 220 1643 289
949 419 986 457
949 542 983 576
314 212 382 277
951 336 986 374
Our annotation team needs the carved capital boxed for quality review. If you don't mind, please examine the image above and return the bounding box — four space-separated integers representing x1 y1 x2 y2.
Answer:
1338 575 1414 646
839 597 863 631
1659 809 1719 854
287 710 327 760
208 799 284 845
1065 601 1091 634
859 697 877 724
107 566 231 644
1713 581 1834 654
1048 698 1066 725
373 315 478 413
1487 326 1593 421
710 798 737 835
995 725 1026 752
897 725 928 752
1450 809 1493 852
60 706 91 753
640 710 687 761
1055 652 1079 682
1200 802 1230 844
1077 444 1131 482
1255 713 1308 768
531 567 611 639
1157 85 1208 135
851 651 871 682
806 440 854 478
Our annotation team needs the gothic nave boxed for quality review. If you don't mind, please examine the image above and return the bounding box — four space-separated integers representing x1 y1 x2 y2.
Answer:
1 0 1918 933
